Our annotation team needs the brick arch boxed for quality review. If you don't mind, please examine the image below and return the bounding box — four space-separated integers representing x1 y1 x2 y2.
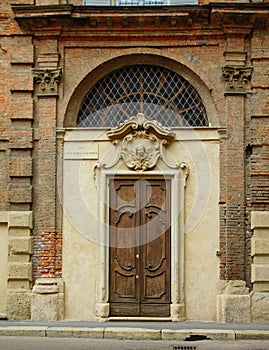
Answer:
64 54 218 128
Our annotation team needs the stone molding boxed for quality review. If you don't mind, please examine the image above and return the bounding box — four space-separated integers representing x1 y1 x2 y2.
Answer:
93 116 189 321
32 68 62 97
222 66 253 94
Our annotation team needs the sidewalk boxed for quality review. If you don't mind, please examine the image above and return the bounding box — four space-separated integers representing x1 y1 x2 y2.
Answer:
1 320 269 341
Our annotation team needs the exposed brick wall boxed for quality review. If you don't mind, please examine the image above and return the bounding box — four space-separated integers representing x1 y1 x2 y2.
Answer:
32 232 62 278
0 40 9 211
245 27 269 287
250 116 269 211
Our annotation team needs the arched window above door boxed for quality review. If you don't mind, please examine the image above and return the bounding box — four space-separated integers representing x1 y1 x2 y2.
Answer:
77 65 208 128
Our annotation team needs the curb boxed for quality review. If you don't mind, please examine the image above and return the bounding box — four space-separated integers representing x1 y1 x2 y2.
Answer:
235 330 269 340
162 329 236 341
46 327 105 338
1 327 269 340
0 326 47 337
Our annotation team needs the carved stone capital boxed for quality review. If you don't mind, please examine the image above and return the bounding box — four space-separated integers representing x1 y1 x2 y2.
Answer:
222 66 253 94
32 68 62 96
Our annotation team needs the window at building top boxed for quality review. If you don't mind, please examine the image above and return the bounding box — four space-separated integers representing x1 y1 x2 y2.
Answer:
116 0 166 4
83 0 198 5
77 65 208 128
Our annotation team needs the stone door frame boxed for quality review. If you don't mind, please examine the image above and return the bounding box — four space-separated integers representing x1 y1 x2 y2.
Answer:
95 167 187 321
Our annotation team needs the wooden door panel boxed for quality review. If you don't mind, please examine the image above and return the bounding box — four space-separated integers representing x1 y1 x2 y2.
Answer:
109 178 171 317
140 304 170 317
144 270 166 299
114 269 136 299
109 179 139 305
142 180 170 305
110 303 140 317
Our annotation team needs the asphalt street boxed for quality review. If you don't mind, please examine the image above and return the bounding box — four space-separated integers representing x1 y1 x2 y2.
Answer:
1 337 269 350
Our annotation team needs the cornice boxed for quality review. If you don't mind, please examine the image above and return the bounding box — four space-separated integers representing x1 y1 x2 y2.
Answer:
12 3 269 34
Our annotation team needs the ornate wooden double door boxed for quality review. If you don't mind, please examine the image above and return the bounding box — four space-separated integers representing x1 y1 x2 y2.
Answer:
109 178 171 317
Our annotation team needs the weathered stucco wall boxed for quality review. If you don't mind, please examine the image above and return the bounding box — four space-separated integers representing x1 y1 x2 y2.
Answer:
62 128 220 321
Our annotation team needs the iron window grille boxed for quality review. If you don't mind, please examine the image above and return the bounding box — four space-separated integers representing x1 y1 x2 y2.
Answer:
77 65 208 128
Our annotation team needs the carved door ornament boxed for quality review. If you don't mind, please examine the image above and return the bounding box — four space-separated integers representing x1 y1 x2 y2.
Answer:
106 113 177 172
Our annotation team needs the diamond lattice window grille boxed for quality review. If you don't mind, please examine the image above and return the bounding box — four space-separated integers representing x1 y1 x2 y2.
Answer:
77 65 208 128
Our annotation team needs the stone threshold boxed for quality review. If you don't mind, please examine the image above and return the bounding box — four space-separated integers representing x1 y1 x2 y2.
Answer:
108 317 172 322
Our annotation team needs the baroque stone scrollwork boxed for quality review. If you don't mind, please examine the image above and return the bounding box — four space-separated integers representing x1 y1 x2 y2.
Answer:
222 66 253 94
32 68 62 96
121 134 160 172
106 113 176 172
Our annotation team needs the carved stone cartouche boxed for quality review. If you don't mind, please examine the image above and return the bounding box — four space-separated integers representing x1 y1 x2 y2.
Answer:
106 113 176 172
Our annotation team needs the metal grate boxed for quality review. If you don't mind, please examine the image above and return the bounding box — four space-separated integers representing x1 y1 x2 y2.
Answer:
77 65 208 128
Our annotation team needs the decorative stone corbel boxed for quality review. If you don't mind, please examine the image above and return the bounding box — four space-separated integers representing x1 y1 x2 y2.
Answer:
222 66 253 94
32 68 62 96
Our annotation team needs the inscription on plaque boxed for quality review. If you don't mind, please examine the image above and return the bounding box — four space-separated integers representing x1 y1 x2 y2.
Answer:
64 142 99 160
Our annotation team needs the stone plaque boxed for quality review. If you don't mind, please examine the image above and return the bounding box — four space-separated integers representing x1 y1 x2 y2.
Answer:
64 142 99 160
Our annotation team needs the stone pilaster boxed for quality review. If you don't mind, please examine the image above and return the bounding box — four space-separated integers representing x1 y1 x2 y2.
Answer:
220 56 253 281
251 211 269 322
32 47 63 280
6 211 33 320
